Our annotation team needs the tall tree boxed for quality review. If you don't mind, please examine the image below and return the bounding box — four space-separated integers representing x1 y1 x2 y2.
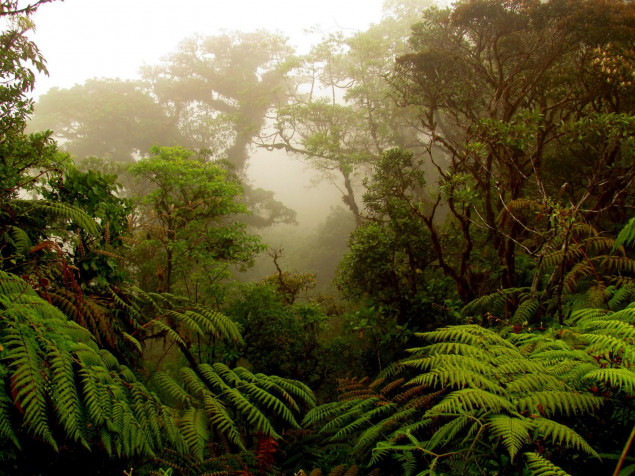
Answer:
143 31 298 171
29 79 177 162
266 0 434 223
389 0 635 301
129 145 264 299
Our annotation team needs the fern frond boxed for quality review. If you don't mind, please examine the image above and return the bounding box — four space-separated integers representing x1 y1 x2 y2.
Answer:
180 367 209 400
180 407 210 461
191 307 242 343
320 399 380 435
151 372 193 408
14 199 100 236
427 388 513 415
266 375 316 409
49 343 89 448
583 334 635 364
614 216 635 251
224 387 279 437
488 414 532 461
5 324 57 450
303 400 359 427
515 391 600 417
237 379 300 429
425 414 477 452
331 403 396 441
234 369 299 412
506 373 570 394
148 319 187 347
400 353 493 374
602 256 635 275
524 451 572 475
418 324 516 349
512 298 540 324
202 394 244 450
409 342 493 362
531 417 599 458
3 225 32 255
584 368 635 395
408 365 504 394
352 417 397 455
0 379 19 449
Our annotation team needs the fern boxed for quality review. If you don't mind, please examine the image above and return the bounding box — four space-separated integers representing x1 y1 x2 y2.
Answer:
614 216 635 251
585 368 635 395
149 361 315 461
524 452 572 475
488 415 532 461
12 199 100 236
427 387 514 414
531 417 599 458
305 312 635 474
0 270 183 459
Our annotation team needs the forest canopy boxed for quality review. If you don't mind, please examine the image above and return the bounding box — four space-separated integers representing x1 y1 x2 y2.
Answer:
1 0 634 475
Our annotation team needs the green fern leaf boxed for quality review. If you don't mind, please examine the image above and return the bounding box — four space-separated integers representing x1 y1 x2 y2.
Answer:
6 324 57 450
331 403 396 441
488 414 532 461
524 451 572 475
202 394 244 450
179 407 210 461
49 344 89 448
584 368 635 395
531 417 599 458
150 372 193 408
426 414 476 451
427 388 513 415
408 365 504 394
515 391 600 417
614 216 635 251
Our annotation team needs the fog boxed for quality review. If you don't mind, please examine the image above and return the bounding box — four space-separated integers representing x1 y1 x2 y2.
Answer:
26 0 394 281
29 0 386 222
31 0 385 98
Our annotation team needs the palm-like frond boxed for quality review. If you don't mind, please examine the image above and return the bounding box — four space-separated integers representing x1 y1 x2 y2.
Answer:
614 216 635 251
0 270 183 457
488 415 532 461
524 451 572 475
305 310 635 474
149 361 315 460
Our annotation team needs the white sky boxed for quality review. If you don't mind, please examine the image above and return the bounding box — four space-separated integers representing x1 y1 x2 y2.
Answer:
31 0 387 98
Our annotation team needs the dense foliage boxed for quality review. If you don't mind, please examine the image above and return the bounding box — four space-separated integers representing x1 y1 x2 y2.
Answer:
2 0 634 474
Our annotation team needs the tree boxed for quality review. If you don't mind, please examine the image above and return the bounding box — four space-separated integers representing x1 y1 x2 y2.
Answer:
388 0 635 302
29 79 178 162
0 6 316 471
143 31 298 171
266 0 434 223
0 1 52 136
29 35 300 227
338 148 435 304
129 145 264 299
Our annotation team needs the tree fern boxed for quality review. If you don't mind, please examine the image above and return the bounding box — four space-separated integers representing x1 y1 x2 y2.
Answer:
305 311 635 474
0 270 184 460
149 360 315 461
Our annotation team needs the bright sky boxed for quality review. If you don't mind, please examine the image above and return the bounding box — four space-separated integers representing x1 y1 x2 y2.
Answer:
31 0 386 98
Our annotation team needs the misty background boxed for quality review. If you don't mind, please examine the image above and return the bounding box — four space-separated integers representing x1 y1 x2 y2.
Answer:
28 0 404 284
